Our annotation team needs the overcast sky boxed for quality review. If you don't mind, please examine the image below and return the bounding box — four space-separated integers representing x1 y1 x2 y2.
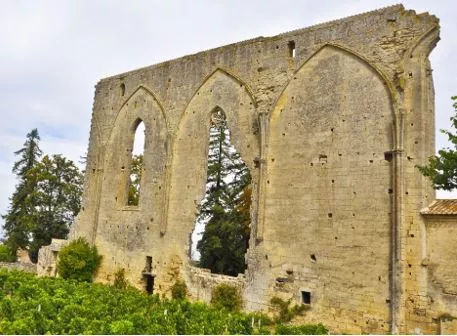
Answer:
1 1 456 237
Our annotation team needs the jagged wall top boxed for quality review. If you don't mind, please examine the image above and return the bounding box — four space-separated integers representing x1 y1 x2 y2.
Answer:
97 4 438 83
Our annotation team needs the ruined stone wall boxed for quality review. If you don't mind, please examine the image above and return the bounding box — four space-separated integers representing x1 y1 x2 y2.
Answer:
185 266 245 303
422 215 457 322
62 4 448 334
0 262 36 274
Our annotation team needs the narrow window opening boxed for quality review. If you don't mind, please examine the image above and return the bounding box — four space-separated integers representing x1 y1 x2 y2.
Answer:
288 41 296 58
146 256 152 273
120 83 126 96
145 275 154 294
143 256 154 294
191 108 252 277
301 291 311 304
127 120 145 206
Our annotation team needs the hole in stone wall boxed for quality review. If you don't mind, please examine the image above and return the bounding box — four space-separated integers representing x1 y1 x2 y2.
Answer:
127 120 145 206
384 151 393 162
301 291 311 304
310 254 316 262
143 256 155 294
120 83 125 96
288 41 296 58
191 108 252 277
388 188 393 194
328 213 333 218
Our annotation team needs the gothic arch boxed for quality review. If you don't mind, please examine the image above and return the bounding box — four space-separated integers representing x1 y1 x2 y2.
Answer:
95 85 170 237
166 68 259 244
272 43 396 122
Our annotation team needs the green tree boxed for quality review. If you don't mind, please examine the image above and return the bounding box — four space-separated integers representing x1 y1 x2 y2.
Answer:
418 96 457 190
0 243 16 262
127 154 143 206
196 109 251 276
2 129 42 254
27 154 83 262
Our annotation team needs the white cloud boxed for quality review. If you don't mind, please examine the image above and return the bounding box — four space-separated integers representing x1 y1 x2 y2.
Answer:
0 0 456 239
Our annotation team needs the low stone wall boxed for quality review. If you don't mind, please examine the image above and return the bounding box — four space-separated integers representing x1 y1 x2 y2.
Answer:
186 266 245 304
36 239 68 277
0 262 36 273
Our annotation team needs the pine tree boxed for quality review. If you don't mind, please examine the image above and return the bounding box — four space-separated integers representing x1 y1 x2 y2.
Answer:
2 130 83 262
2 129 42 254
197 109 251 276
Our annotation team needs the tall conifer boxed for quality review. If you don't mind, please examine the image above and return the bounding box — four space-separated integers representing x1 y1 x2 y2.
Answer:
197 109 251 276
2 129 42 253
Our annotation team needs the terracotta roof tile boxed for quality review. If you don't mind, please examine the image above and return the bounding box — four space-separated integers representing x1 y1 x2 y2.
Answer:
420 200 457 215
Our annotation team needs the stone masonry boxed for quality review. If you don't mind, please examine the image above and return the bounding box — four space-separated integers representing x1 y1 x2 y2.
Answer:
38 4 457 334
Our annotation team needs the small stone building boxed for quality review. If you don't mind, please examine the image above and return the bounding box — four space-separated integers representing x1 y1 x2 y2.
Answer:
38 4 457 334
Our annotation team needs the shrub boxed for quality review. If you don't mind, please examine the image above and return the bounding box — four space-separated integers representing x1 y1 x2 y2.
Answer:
109 320 135 334
275 323 328 335
171 279 187 300
113 268 128 289
57 238 101 282
0 244 16 262
210 283 242 312
270 296 308 323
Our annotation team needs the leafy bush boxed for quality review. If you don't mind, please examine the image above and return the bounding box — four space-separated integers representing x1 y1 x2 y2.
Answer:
113 268 128 289
171 279 187 300
109 320 136 334
57 238 101 282
270 296 308 323
0 244 16 262
0 269 327 335
211 283 242 312
275 323 328 335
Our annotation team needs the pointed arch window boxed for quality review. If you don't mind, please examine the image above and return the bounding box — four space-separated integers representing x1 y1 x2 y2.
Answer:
127 119 145 206
191 107 252 276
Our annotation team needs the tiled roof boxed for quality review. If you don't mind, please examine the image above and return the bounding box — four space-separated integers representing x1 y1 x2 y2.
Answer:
420 200 457 215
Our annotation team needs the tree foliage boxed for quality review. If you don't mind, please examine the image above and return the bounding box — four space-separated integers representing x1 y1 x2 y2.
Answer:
27 154 83 262
2 129 42 254
2 130 83 262
57 237 102 282
0 244 15 262
418 96 457 190
127 154 143 206
196 109 251 276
